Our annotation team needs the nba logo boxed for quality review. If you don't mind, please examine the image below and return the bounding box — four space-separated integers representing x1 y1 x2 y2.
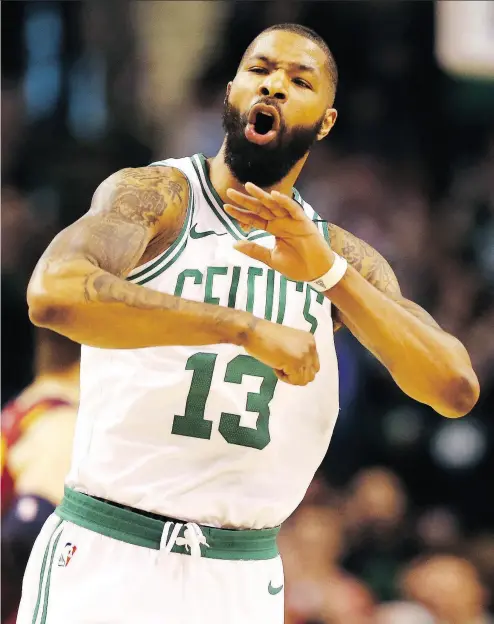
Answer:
58 542 77 567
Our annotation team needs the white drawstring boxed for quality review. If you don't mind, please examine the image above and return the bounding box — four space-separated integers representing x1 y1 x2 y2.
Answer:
161 521 183 553
156 521 209 564
176 522 209 557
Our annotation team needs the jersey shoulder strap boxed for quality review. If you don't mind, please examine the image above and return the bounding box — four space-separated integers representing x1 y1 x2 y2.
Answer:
292 187 330 244
127 155 197 285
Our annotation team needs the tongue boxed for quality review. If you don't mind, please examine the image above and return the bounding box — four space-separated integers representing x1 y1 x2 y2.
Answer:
245 123 277 145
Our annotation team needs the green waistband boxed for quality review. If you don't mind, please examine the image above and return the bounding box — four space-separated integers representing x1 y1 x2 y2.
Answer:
56 488 280 561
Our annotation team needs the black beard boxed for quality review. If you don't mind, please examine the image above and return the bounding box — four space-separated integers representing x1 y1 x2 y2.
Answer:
222 100 324 187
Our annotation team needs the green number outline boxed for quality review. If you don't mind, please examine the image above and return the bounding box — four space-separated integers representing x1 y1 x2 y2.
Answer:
172 353 278 450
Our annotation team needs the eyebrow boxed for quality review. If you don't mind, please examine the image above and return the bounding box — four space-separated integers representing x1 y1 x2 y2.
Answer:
248 55 316 73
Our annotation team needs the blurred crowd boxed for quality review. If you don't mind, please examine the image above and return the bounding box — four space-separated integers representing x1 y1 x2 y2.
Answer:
2 2 493 623
280 469 494 622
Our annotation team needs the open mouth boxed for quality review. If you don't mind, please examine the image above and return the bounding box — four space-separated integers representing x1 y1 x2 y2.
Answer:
245 103 280 145
254 112 275 135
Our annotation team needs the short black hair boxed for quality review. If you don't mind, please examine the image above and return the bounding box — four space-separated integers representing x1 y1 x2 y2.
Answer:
239 23 338 99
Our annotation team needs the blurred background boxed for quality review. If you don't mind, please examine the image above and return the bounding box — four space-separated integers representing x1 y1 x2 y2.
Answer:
1 1 493 622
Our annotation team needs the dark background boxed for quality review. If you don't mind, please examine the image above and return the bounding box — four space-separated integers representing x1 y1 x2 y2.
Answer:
2 1 493 619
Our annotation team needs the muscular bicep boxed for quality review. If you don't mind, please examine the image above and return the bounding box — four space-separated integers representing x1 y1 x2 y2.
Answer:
35 166 189 279
44 212 153 280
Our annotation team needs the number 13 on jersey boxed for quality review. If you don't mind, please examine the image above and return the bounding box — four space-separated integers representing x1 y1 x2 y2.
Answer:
172 353 278 450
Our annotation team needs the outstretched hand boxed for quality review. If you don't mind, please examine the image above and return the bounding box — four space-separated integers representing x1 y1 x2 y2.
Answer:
224 182 334 282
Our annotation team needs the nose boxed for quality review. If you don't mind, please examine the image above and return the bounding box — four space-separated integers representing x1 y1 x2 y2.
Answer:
258 71 287 101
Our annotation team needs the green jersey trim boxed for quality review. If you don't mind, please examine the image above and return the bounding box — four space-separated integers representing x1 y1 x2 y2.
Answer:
31 519 63 624
193 153 312 244
247 231 272 241
192 154 250 240
321 220 331 244
56 487 280 561
292 188 303 205
293 187 330 244
293 188 328 240
127 161 195 285
39 529 63 624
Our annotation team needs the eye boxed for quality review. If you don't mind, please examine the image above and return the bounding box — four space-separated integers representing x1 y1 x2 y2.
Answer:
249 67 268 74
293 78 311 89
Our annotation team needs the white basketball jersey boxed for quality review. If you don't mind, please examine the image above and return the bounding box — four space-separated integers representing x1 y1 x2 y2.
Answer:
67 154 340 529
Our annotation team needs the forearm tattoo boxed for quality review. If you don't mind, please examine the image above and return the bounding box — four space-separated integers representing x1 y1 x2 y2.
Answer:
327 223 440 330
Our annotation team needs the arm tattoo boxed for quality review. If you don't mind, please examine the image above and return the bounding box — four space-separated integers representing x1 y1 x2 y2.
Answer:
91 167 187 275
83 271 247 344
50 166 188 279
87 273 181 310
327 224 399 295
105 167 173 227
327 223 441 330
83 215 151 277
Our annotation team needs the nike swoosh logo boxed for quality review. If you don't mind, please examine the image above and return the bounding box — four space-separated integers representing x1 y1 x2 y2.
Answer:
190 224 227 239
268 581 283 595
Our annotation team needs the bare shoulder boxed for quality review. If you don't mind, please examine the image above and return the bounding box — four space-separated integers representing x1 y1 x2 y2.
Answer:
83 164 190 273
327 222 400 297
91 165 189 231
98 166 190 268
32 165 190 281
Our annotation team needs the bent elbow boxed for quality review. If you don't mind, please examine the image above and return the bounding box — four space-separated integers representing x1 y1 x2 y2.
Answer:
28 297 71 328
27 254 91 330
440 371 480 418
27 282 73 329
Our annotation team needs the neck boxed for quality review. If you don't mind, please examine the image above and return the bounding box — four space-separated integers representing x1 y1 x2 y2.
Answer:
208 140 308 204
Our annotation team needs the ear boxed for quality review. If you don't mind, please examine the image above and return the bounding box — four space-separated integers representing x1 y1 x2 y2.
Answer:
317 108 337 141
226 82 232 98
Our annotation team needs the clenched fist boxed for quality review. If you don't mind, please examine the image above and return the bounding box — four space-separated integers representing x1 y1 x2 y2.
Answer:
244 318 320 385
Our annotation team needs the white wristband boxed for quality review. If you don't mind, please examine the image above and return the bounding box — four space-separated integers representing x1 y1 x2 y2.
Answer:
308 252 348 292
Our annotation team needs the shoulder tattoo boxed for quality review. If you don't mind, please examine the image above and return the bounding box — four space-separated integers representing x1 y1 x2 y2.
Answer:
80 166 188 277
108 167 187 229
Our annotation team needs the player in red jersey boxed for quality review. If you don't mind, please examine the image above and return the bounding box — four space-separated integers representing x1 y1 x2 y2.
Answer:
1 330 79 624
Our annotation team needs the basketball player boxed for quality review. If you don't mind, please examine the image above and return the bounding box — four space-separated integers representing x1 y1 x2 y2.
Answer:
2 329 79 623
19 24 479 624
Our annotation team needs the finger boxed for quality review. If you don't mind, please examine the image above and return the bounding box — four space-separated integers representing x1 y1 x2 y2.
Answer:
298 340 319 380
226 189 276 220
288 369 308 386
224 204 268 230
275 370 306 386
244 183 290 218
283 370 313 386
234 241 273 266
305 367 317 383
275 361 311 386
307 344 320 374
299 366 317 385
270 190 306 220
274 369 289 383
